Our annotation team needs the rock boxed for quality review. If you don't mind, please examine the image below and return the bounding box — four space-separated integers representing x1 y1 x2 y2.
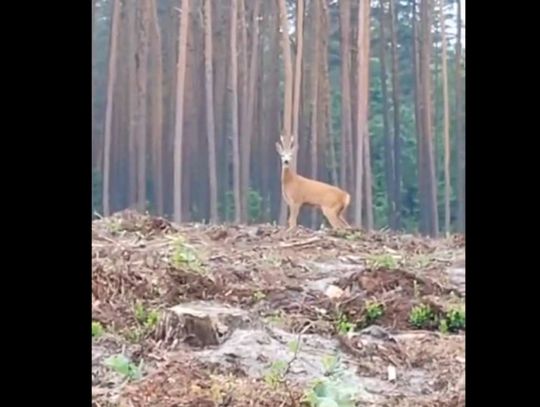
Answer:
387 365 397 381
325 284 345 299
360 325 395 342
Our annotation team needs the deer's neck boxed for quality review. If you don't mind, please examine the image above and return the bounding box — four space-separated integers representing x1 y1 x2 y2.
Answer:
282 166 295 184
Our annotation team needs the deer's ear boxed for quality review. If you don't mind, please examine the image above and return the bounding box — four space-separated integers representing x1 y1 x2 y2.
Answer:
275 142 283 154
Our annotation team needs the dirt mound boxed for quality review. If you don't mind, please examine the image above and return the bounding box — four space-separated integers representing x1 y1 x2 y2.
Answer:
92 211 465 406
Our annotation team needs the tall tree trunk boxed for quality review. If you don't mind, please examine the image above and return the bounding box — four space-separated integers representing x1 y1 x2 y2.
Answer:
136 0 150 212
102 0 120 216
339 0 354 194
420 0 438 237
173 0 191 222
439 0 450 235
203 0 219 223
292 0 304 166
92 0 98 170
412 0 427 233
240 0 261 223
456 0 465 233
362 0 373 230
354 0 371 227
277 0 294 225
378 0 395 229
320 0 334 185
309 0 320 228
213 0 229 216
388 0 402 229
127 0 138 208
163 4 179 217
325 67 338 186
238 0 249 221
229 0 242 223
264 1 281 221
149 0 164 215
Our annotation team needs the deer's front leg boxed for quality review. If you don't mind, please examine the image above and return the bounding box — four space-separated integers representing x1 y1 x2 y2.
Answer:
286 203 301 232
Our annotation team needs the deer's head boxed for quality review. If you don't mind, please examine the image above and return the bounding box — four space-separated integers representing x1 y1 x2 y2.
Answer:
275 134 297 167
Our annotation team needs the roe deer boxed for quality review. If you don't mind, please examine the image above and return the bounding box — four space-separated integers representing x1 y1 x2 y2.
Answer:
276 135 351 231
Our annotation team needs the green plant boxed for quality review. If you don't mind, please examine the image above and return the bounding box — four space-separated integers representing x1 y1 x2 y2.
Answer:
331 229 362 241
124 329 141 343
438 318 449 334
335 313 356 335
253 290 266 302
92 321 104 338
125 302 160 342
364 300 384 324
134 302 159 330
170 237 204 273
107 219 122 234
446 307 465 331
409 303 437 329
344 231 362 241
368 253 398 269
304 354 359 407
103 354 143 381
264 359 288 389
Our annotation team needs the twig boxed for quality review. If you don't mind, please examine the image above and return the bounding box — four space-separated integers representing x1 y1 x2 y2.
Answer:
282 322 312 377
278 237 322 249
275 322 312 407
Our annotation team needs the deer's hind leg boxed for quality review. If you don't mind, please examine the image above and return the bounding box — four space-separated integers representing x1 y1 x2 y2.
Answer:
321 206 344 230
337 204 351 228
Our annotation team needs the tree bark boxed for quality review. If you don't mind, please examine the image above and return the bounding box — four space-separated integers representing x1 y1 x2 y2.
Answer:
136 0 150 212
378 0 395 229
264 1 281 221
354 0 371 227
292 0 304 166
339 0 354 194
238 0 249 221
213 0 229 216
149 0 164 215
173 0 191 222
277 0 294 225
102 0 120 216
412 0 427 233
92 0 98 169
203 0 219 223
229 0 242 223
419 0 439 237
309 0 320 228
127 0 138 208
456 0 465 233
439 0 451 235
239 0 261 223
388 0 402 229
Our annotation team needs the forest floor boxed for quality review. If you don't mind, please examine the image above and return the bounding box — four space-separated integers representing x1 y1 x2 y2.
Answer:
92 210 465 407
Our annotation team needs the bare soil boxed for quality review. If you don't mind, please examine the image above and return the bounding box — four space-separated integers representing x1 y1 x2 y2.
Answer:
92 210 465 406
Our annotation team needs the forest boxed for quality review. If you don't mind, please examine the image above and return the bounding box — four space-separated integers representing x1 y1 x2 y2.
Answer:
91 0 465 238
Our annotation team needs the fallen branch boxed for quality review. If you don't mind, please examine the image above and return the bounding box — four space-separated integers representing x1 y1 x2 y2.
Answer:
278 237 322 249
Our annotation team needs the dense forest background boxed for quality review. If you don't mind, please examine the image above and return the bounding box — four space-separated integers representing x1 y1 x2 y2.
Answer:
92 0 465 237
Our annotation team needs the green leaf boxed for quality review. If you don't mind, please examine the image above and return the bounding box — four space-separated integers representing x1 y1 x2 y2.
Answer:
104 354 141 380
288 340 299 353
